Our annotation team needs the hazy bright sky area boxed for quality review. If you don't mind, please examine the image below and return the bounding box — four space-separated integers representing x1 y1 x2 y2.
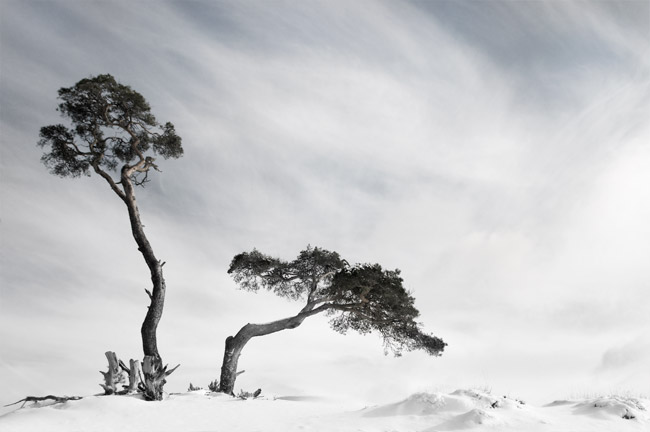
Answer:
1 0 649 410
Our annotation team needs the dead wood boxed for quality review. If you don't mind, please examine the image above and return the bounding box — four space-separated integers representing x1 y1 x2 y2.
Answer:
139 355 180 401
4 395 82 408
100 351 126 395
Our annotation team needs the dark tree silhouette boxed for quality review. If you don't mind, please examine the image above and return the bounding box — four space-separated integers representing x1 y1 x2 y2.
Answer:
38 74 182 400
219 246 446 394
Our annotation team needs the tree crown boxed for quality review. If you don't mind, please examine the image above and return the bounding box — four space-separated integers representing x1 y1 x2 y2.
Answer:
228 246 446 357
38 74 182 185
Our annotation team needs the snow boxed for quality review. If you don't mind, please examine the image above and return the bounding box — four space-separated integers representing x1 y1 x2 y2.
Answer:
1 389 647 432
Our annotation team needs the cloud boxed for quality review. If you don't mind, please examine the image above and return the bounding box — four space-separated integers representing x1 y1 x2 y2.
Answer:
412 0 649 112
595 334 650 396
599 336 650 371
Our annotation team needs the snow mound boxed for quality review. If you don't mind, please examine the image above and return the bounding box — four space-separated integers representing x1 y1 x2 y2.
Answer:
573 396 648 421
360 389 543 431
363 388 524 418
544 399 574 407
362 392 474 417
424 407 499 431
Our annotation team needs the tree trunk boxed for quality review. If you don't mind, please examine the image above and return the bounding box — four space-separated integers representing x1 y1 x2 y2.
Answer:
219 331 251 395
120 168 165 361
91 158 176 401
218 304 332 394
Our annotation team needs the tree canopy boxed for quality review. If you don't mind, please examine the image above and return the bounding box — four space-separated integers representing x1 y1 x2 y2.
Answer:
228 246 446 357
38 74 182 186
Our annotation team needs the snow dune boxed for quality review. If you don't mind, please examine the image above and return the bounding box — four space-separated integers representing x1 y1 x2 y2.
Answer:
360 389 649 431
1 388 647 431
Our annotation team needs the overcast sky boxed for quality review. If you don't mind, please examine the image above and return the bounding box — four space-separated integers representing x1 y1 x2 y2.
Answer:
1 0 649 410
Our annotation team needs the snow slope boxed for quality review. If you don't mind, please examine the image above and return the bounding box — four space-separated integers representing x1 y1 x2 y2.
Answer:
1 389 648 432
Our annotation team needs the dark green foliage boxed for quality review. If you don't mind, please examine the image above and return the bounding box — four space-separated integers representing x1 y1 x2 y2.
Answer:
39 124 91 177
228 246 446 357
38 74 183 184
327 264 446 356
228 246 346 301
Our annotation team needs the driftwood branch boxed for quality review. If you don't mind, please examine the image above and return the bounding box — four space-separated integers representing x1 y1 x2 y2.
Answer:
4 395 82 408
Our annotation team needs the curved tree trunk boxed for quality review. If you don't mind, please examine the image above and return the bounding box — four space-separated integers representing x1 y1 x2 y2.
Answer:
93 163 173 400
120 169 165 361
219 331 252 395
219 304 332 395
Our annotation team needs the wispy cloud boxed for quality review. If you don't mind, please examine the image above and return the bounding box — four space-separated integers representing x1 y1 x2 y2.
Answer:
1 0 648 408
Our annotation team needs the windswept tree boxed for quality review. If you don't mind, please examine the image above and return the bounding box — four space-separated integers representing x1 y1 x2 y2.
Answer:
219 246 446 394
38 74 183 399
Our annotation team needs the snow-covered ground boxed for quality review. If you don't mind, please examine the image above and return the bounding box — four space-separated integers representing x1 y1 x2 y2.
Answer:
1 388 647 432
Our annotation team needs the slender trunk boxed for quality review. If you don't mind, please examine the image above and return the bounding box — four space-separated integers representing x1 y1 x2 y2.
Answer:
218 304 332 394
120 168 165 360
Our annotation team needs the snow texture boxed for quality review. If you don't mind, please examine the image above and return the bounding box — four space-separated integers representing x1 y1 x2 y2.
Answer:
1 388 648 431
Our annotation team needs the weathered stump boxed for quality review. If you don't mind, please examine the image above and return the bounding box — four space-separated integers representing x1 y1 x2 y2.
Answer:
139 355 179 401
118 358 142 394
100 351 126 395
128 359 142 393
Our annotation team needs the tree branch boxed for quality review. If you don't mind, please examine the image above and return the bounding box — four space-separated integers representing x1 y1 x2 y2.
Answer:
92 164 126 202
68 139 92 156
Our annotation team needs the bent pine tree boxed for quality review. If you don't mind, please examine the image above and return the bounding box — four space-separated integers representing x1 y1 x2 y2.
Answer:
218 245 446 394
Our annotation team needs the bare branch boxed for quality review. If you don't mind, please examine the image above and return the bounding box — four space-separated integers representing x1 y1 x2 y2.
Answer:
92 164 126 202
4 395 82 408
118 359 130 374
67 139 92 156
319 270 337 282
165 363 181 377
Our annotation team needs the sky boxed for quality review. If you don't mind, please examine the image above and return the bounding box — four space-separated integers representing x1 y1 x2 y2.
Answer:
1 0 649 411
